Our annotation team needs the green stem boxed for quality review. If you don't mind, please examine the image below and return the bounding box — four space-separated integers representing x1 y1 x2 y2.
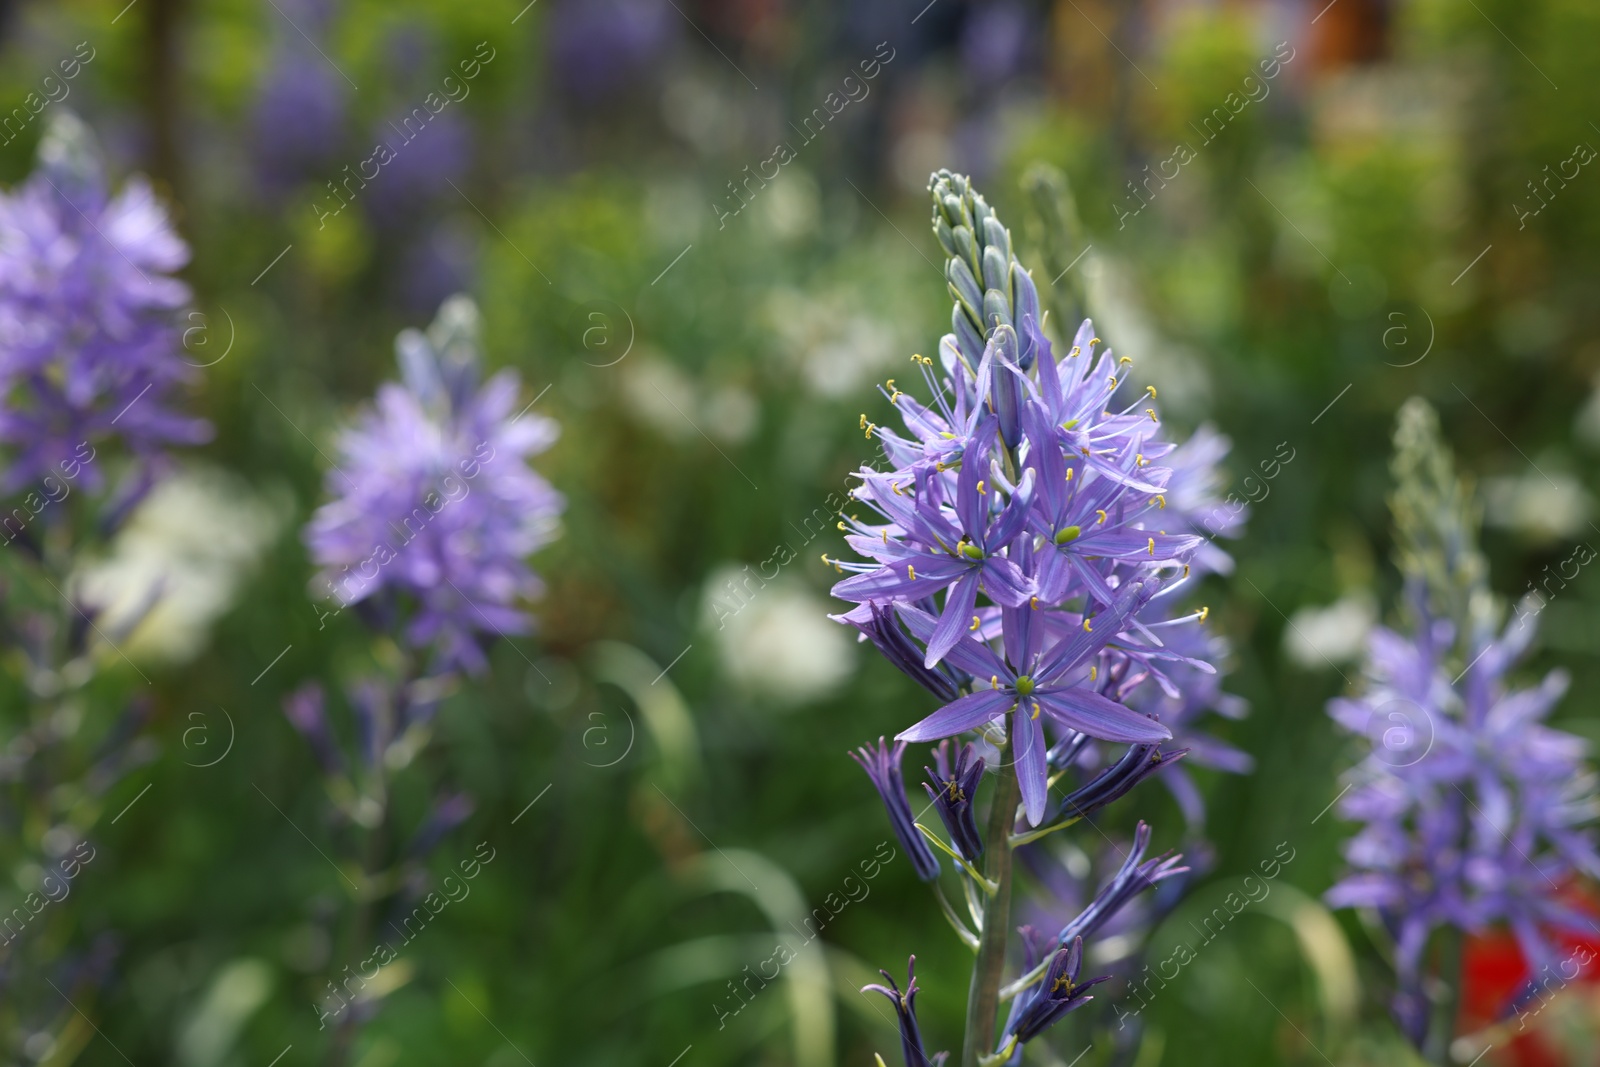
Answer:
1423 927 1462 1065
961 741 1020 1067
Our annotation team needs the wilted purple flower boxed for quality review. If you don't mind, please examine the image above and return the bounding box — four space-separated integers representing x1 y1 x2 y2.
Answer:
833 601 968 703
831 171 1238 828
863 957 942 1067
1003 937 1106 1048
304 294 563 673
852 737 940 882
1055 821 1188 950
0 111 209 490
1058 743 1186 821
923 739 985 862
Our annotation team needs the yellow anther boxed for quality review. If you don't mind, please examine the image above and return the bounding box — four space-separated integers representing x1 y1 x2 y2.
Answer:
991 675 999 688
892 482 905 496
859 414 868 429
1069 346 1081 357
1183 564 1190 578
1090 337 1101 345
1146 408 1158 422
1146 385 1157 398
1089 665 1098 682
1152 495 1166 509
1147 537 1156 556
907 564 916 580
1083 617 1093 632
837 521 847 531
1095 509 1107 524
1119 356 1132 365
882 529 889 544
1108 376 1117 388
1064 468 1074 481
1030 596 1039 610
1198 605 1210 623
976 480 987 495
1136 454 1148 467
970 615 981 631
1031 700 1042 720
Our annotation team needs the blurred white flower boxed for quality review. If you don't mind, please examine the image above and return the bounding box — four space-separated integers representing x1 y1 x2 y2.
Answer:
1482 467 1591 543
618 354 760 445
1285 592 1377 669
76 466 287 663
700 564 853 705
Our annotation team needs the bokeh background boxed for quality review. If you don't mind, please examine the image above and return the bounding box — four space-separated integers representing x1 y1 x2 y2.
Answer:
2 0 1599 1064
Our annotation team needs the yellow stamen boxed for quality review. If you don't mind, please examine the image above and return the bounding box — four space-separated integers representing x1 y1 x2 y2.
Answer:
907 564 916 580
1146 408 1158 422
837 521 847 531
1089 665 1098 682
991 675 999 689
1030 596 1039 610
1069 345 1081 357
1031 700 1042 720
970 615 981 631
1198 605 1210 623
1152 495 1166 509
1119 356 1132 366
1096 509 1107 524
1090 337 1101 345
1147 537 1156 556
1146 385 1157 398
1064 468 1074 482
976 480 986 495
1108 376 1117 388
1083 617 1093 632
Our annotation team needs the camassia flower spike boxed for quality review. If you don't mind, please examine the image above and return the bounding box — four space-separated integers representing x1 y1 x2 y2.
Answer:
840 170 1245 1067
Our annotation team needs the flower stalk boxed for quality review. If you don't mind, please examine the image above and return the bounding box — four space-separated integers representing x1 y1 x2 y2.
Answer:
961 738 1019 1067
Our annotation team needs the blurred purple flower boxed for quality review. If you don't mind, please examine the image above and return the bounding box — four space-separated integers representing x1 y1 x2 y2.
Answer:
365 111 472 226
252 49 347 194
548 0 676 101
304 295 563 673
0 111 209 491
960 2 1030 87
1328 588 1600 1031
